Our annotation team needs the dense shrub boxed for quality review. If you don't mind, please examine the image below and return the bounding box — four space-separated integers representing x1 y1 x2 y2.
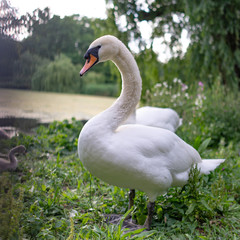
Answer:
32 54 81 93
147 78 204 117
79 71 118 96
13 51 50 89
148 79 240 146
83 83 118 96
202 83 240 145
81 71 106 85
0 174 24 239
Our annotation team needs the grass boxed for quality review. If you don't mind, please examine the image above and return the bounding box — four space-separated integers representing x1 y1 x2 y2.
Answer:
0 117 239 239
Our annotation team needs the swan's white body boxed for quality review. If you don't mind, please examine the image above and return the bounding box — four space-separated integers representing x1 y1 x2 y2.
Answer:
78 35 224 203
125 106 182 132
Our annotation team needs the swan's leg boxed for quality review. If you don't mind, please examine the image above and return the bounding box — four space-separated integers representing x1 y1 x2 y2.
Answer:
125 189 135 220
128 189 135 209
143 201 155 230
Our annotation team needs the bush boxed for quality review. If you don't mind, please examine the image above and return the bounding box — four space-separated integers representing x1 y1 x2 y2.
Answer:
0 173 24 239
147 78 205 117
13 51 50 89
32 54 81 93
148 79 240 146
82 71 106 85
79 63 120 97
83 83 118 96
202 82 240 145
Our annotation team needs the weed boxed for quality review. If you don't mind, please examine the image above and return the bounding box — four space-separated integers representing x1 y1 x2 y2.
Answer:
0 117 239 239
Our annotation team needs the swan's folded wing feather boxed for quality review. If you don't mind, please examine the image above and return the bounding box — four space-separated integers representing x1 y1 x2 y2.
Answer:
136 107 180 131
115 124 201 173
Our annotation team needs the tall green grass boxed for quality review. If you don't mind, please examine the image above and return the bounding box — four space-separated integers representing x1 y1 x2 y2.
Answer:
0 99 239 239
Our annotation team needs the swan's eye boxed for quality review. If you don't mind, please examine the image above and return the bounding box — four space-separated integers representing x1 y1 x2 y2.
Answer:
84 53 91 63
84 45 100 61
84 52 90 60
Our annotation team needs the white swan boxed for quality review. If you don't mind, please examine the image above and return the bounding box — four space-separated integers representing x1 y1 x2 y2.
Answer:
0 145 26 172
125 106 182 132
78 35 225 229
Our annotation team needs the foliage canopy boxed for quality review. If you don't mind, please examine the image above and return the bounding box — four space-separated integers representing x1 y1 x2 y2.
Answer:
1 0 240 95
107 0 240 88
32 54 81 93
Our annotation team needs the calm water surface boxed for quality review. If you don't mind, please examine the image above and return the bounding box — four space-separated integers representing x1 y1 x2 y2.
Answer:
0 88 116 134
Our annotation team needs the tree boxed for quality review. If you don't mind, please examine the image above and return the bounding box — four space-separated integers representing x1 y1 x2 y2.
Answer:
13 51 49 89
31 54 80 93
0 0 25 86
22 13 95 63
0 36 21 87
136 47 161 101
106 0 186 49
24 7 51 34
185 0 240 88
107 0 240 88
0 0 25 38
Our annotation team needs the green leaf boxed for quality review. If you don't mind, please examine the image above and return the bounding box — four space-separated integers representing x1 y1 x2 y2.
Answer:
198 236 208 240
41 184 46 192
130 230 157 239
200 199 212 212
186 202 196 215
198 138 211 154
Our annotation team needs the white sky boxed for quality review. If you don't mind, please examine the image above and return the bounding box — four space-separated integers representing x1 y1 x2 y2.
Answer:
10 0 190 62
10 0 107 19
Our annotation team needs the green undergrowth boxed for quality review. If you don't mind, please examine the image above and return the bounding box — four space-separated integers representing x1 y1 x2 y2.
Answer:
0 118 239 239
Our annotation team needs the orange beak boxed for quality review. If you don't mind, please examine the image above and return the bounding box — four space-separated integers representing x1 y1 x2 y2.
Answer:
80 54 98 76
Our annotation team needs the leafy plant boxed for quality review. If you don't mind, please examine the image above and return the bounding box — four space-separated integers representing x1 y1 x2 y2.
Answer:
32 54 81 93
13 51 50 89
0 116 239 239
83 83 118 96
0 173 24 239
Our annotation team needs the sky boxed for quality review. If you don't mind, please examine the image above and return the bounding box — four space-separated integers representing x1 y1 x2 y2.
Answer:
9 0 190 62
10 0 107 19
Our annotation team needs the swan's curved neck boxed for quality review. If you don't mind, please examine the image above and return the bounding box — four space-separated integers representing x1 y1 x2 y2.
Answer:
9 149 18 165
102 44 142 130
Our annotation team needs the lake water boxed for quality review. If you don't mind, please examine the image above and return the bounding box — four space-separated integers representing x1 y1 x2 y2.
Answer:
0 88 116 134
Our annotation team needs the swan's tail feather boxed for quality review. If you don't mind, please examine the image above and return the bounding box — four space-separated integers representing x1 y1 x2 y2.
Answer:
197 159 225 175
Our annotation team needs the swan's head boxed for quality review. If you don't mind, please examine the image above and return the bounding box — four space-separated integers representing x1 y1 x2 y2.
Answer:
17 145 26 154
12 145 26 154
80 35 120 76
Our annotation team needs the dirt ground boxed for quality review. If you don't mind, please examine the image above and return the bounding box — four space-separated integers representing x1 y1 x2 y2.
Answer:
0 88 116 123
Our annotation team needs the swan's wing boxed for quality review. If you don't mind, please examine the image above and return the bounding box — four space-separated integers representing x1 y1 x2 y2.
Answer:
79 123 201 199
136 107 181 131
115 124 201 173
